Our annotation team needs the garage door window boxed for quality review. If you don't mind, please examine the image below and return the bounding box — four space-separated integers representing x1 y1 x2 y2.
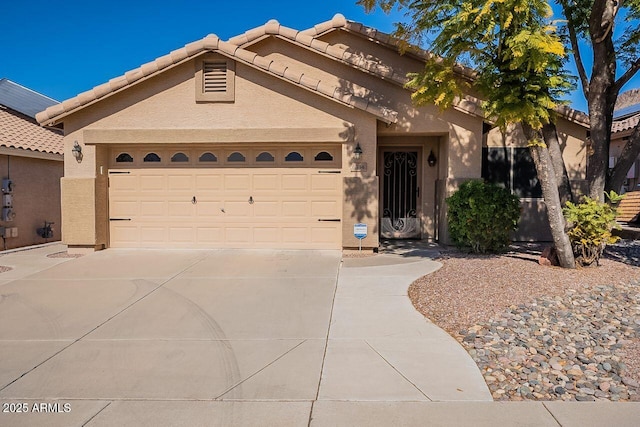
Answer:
256 152 275 162
285 151 304 162
314 151 334 161
199 152 218 162
116 153 134 163
144 153 161 162
227 152 246 162
171 152 189 162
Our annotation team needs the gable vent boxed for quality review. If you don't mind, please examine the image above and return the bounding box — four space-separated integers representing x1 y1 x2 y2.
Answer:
203 62 227 93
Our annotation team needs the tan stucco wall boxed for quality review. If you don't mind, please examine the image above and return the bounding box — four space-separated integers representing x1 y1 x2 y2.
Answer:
0 155 63 249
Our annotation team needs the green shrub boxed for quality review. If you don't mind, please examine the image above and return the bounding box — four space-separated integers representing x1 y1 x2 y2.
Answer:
446 180 521 253
562 194 621 267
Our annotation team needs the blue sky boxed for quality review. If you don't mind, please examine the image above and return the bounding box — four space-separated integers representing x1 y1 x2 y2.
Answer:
1 0 638 113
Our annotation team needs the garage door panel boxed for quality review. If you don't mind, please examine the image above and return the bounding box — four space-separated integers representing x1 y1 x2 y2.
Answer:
223 201 251 216
253 227 279 243
281 175 308 190
110 175 138 192
110 225 138 243
281 201 308 217
140 227 167 243
282 227 308 243
167 174 194 191
167 201 194 217
226 227 251 243
140 175 165 191
109 167 341 249
224 174 251 190
196 227 224 243
253 201 280 217
196 202 223 217
196 175 223 190
141 201 166 217
253 174 279 191
110 200 138 217
169 227 195 242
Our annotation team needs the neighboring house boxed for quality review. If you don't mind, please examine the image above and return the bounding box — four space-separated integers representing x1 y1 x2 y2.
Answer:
610 89 640 192
36 14 588 253
0 78 63 250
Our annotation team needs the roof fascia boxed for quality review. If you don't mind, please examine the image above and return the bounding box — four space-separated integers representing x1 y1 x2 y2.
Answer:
0 146 63 161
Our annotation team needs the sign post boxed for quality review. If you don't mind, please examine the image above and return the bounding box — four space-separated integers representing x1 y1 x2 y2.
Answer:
353 223 368 252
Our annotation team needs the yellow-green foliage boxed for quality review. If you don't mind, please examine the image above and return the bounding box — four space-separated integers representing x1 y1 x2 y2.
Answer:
360 0 575 131
562 196 621 266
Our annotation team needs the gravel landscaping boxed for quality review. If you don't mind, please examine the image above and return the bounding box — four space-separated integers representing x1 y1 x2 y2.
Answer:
408 240 640 402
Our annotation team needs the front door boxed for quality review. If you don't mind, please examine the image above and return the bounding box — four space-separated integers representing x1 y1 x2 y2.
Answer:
380 150 421 239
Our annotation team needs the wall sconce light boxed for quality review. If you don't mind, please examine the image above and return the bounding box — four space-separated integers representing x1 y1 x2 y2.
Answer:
72 141 83 162
354 142 363 160
427 149 437 167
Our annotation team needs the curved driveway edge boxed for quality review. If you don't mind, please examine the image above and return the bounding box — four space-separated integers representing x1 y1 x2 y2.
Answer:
320 254 492 402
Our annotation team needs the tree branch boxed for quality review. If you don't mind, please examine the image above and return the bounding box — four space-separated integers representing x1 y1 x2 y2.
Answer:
607 121 640 194
614 58 640 93
563 7 589 98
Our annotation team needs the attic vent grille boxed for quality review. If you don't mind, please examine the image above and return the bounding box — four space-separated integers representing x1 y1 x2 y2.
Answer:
203 62 227 93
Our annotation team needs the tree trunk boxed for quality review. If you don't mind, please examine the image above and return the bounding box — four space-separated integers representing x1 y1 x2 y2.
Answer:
542 122 574 204
607 123 640 195
587 87 616 201
586 3 618 201
523 124 576 268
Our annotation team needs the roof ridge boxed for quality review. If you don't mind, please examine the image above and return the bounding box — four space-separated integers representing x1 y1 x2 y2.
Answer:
227 17 411 89
36 32 398 125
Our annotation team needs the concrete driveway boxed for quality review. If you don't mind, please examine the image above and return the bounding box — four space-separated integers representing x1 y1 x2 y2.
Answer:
0 244 497 426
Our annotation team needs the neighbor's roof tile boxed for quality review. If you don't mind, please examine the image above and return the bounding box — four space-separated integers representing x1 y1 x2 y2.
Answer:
0 107 63 155
612 113 640 134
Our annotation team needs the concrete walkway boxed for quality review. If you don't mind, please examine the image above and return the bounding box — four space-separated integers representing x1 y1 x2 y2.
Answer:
0 244 638 426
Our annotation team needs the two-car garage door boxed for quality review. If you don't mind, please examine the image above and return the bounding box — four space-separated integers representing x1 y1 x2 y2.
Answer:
108 168 342 249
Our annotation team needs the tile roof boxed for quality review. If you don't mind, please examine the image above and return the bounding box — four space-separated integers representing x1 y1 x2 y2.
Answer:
612 112 640 134
230 14 589 127
36 30 399 126
0 79 59 118
0 106 63 155
228 16 412 88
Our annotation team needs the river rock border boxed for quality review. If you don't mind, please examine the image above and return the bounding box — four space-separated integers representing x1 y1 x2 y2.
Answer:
458 280 640 401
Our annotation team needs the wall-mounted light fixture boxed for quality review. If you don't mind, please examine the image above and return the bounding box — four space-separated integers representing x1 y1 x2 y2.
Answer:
427 149 437 167
354 142 363 160
72 141 83 162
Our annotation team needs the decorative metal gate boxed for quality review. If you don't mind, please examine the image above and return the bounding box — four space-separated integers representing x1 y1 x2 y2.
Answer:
381 151 420 239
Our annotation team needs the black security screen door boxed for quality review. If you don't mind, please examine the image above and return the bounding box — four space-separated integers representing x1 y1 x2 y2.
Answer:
381 151 420 239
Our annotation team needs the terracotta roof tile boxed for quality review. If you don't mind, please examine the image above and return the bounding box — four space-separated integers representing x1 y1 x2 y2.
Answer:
0 107 63 155
612 113 640 134
36 30 399 126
